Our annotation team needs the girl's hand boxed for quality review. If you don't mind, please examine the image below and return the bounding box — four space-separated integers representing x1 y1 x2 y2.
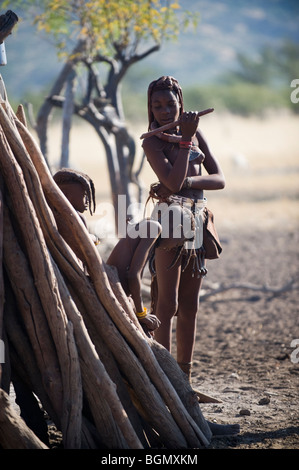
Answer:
139 314 161 331
155 182 173 199
180 112 200 141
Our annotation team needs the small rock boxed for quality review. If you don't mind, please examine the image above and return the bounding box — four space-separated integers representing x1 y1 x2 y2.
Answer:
258 397 270 405
239 408 251 416
229 372 240 380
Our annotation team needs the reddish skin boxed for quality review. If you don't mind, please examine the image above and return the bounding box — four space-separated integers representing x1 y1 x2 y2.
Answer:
143 88 225 362
58 182 89 229
58 182 89 214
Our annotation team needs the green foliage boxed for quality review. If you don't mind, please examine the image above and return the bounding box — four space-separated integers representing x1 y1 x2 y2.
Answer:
225 40 299 89
3 0 198 59
122 38 299 118
176 82 292 117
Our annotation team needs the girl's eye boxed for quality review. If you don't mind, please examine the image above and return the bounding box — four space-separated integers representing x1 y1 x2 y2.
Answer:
153 102 176 110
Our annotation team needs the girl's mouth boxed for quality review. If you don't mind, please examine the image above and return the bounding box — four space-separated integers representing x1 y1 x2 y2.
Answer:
161 118 175 125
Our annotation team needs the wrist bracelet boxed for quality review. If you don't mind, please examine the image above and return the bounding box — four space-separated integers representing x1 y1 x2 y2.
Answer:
179 140 192 149
136 307 147 319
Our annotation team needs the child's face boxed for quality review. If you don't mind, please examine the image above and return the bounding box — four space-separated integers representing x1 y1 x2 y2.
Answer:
60 182 88 213
151 89 181 127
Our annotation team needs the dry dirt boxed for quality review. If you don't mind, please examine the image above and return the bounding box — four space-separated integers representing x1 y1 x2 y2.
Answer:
185 112 299 450
185 225 299 449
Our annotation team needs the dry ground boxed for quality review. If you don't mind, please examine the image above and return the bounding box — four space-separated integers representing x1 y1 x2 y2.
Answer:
31 111 299 449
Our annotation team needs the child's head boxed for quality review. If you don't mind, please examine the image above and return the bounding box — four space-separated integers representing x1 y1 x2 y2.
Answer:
53 168 96 215
147 76 184 130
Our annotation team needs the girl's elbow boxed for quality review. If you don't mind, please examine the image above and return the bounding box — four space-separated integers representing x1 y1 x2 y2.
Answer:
218 176 225 189
215 172 225 189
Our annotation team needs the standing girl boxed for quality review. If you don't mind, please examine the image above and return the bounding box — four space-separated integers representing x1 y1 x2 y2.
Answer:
142 76 225 381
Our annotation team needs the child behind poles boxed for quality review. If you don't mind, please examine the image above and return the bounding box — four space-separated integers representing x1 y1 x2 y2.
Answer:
53 168 98 242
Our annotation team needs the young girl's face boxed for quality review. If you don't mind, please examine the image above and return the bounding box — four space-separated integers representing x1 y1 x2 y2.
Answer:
151 89 181 128
60 182 88 213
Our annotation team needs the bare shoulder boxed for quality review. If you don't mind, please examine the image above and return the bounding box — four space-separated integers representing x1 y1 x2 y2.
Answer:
142 135 165 153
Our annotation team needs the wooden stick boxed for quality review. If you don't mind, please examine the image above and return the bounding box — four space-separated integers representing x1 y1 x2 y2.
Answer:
140 107 214 139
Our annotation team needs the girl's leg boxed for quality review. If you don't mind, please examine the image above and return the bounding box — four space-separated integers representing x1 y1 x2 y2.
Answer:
152 247 181 352
176 264 203 365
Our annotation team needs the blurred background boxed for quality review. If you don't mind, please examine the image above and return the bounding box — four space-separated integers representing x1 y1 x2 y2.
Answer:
1 0 299 238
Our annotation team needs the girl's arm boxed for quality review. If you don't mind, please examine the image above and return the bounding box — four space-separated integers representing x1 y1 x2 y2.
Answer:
143 138 189 193
187 129 225 191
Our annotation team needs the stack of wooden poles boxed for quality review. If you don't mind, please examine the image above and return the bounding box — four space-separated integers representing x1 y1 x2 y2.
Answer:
0 75 212 449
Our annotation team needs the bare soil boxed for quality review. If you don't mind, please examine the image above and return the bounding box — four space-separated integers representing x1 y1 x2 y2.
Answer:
182 225 299 449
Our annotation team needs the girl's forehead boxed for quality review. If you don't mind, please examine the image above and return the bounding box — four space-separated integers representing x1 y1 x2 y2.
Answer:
151 89 178 102
60 181 85 194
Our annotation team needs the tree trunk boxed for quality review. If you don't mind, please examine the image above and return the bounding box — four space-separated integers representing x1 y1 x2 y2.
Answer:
60 69 76 168
36 40 86 161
